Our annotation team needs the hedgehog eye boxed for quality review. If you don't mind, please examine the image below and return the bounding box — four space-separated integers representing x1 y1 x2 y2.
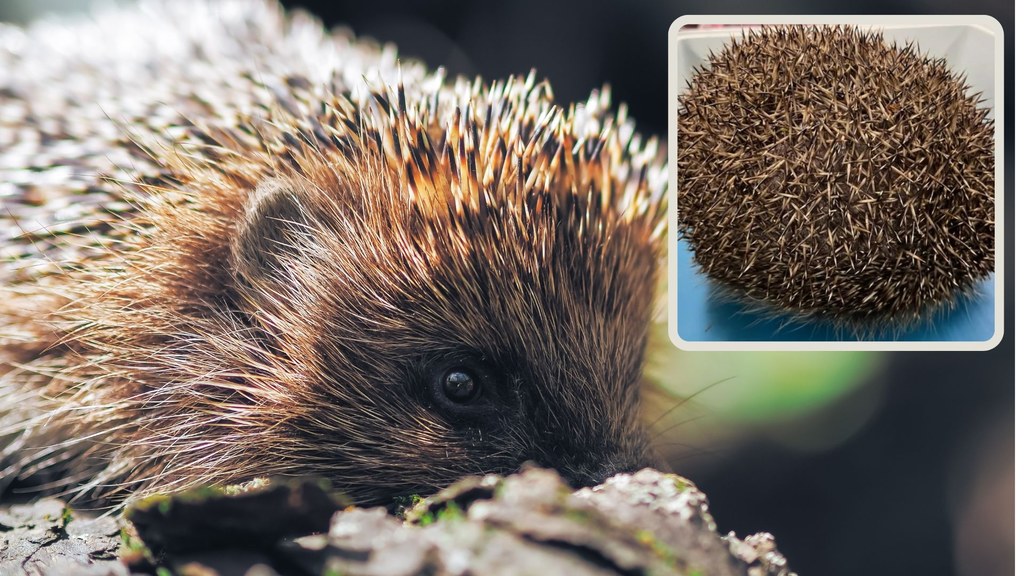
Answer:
425 356 499 421
442 368 480 403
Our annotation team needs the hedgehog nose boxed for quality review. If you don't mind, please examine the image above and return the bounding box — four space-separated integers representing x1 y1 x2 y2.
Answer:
560 454 655 489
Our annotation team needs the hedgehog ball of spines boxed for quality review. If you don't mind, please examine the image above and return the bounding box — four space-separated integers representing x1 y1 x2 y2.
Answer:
677 25 995 327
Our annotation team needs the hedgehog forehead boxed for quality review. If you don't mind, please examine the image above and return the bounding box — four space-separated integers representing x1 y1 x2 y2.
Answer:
294 187 655 381
386 215 654 391
297 80 664 371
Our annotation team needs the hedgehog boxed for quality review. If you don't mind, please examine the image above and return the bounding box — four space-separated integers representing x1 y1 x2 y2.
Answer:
677 25 995 331
0 0 667 507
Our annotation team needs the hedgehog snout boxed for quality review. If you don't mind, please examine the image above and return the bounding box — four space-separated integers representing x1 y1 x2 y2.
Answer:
558 452 656 489
532 437 656 489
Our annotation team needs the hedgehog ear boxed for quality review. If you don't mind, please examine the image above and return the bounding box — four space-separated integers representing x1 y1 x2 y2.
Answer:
231 179 313 289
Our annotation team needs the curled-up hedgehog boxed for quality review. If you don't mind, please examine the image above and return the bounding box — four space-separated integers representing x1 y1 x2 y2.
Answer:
0 0 667 506
677 25 995 334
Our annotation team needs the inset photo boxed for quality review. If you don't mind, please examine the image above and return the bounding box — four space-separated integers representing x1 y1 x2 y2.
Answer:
667 16 1003 351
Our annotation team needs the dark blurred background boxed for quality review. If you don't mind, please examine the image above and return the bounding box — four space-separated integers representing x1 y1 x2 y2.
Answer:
0 1 1013 575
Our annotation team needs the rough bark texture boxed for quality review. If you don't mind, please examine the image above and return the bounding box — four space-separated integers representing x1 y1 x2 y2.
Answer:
0 498 125 575
0 469 795 576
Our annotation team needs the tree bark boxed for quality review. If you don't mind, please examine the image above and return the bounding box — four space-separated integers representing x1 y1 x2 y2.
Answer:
0 468 795 576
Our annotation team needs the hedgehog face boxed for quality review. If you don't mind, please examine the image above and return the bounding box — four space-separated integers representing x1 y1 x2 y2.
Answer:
226 168 660 503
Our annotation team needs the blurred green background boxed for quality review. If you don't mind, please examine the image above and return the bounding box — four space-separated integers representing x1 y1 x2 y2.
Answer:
1 1 1012 575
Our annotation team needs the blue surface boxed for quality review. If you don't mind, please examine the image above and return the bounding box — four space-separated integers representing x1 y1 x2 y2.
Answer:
676 240 997 342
